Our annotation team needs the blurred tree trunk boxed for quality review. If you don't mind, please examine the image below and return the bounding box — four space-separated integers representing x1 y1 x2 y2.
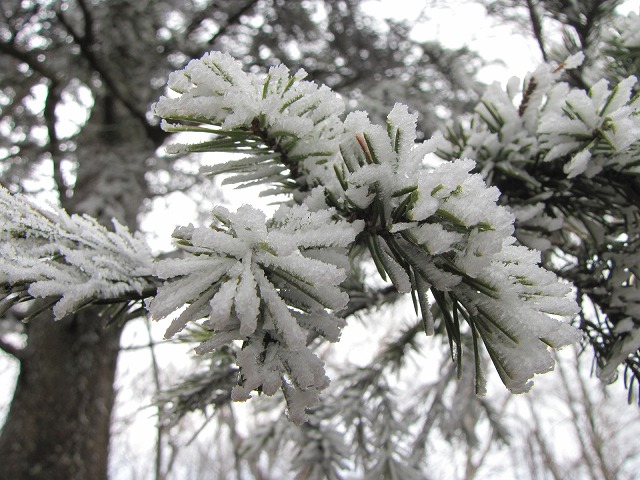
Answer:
0 313 123 480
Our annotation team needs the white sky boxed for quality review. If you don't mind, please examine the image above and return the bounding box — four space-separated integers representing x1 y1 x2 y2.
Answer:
366 0 541 82
365 0 640 85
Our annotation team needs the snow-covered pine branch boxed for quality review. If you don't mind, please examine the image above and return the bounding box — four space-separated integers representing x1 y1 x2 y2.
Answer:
438 51 640 181
0 187 155 320
607 10 640 52
149 201 363 423
154 51 580 415
154 52 346 196
0 50 586 424
437 17 640 390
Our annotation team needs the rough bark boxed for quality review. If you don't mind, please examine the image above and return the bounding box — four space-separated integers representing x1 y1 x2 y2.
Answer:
0 310 123 480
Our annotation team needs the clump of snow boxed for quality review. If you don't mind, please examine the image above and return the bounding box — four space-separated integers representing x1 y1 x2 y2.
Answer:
608 11 640 49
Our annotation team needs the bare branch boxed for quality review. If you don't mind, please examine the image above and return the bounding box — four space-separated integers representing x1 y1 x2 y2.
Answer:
0 40 59 81
221 405 245 480
207 0 260 46
76 0 95 45
43 83 67 201
556 354 605 480
526 396 563 480
572 348 616 480
526 0 548 62
54 8 165 145
145 318 166 480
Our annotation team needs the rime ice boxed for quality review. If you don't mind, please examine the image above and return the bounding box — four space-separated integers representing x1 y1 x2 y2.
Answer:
149 203 363 423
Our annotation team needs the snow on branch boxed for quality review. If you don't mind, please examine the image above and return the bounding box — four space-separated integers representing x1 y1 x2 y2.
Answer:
154 51 580 415
149 202 363 423
0 187 155 319
438 45 640 385
154 51 346 194
334 106 580 394
439 52 640 179
0 50 584 423
608 11 640 50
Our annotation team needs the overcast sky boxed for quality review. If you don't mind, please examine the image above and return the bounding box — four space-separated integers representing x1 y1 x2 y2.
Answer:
365 0 640 84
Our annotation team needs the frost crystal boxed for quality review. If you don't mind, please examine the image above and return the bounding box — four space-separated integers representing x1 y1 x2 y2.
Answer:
539 75 640 176
437 50 640 382
608 11 640 49
155 51 346 194
440 53 640 181
334 107 580 394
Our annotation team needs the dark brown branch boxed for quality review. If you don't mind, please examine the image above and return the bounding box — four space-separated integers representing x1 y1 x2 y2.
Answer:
0 41 59 81
54 8 165 145
43 83 67 202
526 0 548 62
76 0 95 45
206 0 260 46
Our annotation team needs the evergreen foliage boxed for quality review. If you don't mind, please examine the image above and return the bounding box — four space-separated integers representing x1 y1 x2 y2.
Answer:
440 9 640 397
3 48 585 422
0 2 488 477
0 187 155 320
2 1 640 478
152 51 580 420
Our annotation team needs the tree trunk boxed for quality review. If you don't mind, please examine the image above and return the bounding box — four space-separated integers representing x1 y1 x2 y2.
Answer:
0 310 123 480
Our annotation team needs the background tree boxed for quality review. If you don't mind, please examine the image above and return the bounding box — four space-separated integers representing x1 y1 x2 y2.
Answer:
0 1 484 479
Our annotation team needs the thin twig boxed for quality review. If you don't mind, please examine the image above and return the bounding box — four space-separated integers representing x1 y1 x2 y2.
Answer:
207 0 260 46
571 346 616 480
145 318 166 480
76 0 94 45
221 405 245 480
526 0 548 62
526 396 564 480
0 41 59 81
556 353 602 480
43 83 67 201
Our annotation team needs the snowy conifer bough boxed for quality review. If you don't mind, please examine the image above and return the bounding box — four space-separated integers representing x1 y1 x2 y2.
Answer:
0 50 589 423
152 51 580 421
438 16 640 392
0 188 155 320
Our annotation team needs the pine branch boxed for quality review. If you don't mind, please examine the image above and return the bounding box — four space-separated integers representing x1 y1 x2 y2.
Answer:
0 187 156 319
437 40 640 392
152 51 581 420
